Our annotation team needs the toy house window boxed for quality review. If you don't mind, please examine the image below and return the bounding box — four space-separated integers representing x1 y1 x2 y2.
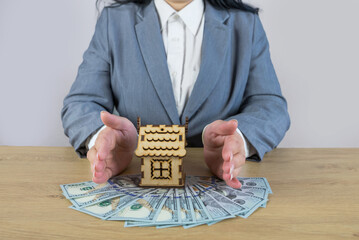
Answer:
179 135 183 141
141 135 144 141
151 159 172 180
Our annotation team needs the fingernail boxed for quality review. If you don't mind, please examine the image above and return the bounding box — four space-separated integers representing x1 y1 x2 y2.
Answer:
230 164 234 175
230 152 233 162
97 152 100 161
229 164 234 180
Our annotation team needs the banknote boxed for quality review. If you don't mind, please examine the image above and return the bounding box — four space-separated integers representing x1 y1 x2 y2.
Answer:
152 189 181 225
149 186 214 229
188 185 235 221
70 194 139 220
70 188 152 209
61 175 272 228
189 176 272 194
108 174 143 189
139 188 198 228
69 191 121 209
209 184 266 218
237 178 273 194
182 185 213 228
186 175 217 185
124 189 183 227
175 188 196 224
108 188 169 222
238 186 269 207
60 181 116 199
195 183 247 215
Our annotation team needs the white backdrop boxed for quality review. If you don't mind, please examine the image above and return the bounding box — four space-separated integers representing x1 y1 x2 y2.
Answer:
1 0 358 148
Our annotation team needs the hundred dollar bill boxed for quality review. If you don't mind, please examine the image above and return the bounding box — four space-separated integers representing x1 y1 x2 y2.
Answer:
70 188 150 209
108 188 169 222
124 189 182 227
238 186 269 207
175 188 196 225
195 183 247 215
152 189 181 225
237 178 272 194
156 224 180 229
186 176 217 185
188 185 235 222
69 192 120 209
60 181 116 199
209 184 266 218
124 221 152 227
70 193 141 220
152 187 197 228
149 187 197 228
153 188 197 228
108 174 142 189
239 186 268 199
190 176 273 194
195 176 271 208
182 186 213 228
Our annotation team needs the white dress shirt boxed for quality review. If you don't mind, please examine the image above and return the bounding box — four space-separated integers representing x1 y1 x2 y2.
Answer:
87 0 256 158
154 0 204 116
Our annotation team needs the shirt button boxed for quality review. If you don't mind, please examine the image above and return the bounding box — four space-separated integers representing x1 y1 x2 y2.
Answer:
173 15 179 20
172 72 177 77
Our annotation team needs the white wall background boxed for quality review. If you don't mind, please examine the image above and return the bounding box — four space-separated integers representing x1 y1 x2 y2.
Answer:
1 0 358 148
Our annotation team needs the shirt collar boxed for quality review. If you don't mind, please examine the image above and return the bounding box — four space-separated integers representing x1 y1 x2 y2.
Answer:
154 0 204 36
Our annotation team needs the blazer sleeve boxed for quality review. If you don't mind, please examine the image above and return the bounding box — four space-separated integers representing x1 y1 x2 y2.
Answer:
61 7 113 158
226 14 290 160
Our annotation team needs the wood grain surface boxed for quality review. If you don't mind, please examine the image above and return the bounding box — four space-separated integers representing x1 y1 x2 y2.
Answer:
0 146 358 240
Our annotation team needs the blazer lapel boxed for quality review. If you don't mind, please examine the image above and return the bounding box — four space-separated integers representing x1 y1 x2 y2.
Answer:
181 2 230 123
135 1 180 125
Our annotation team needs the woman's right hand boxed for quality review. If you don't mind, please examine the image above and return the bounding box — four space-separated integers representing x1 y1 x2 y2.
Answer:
86 111 138 184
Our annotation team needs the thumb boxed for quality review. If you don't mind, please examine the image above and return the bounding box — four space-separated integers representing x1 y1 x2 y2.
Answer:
100 111 133 131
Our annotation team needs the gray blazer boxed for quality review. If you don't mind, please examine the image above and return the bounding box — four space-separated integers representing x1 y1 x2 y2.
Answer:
61 0 290 160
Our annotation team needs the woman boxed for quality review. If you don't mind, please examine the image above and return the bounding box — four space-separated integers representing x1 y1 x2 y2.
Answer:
61 0 290 188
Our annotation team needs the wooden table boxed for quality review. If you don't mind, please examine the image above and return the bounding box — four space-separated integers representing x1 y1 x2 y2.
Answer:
0 146 358 239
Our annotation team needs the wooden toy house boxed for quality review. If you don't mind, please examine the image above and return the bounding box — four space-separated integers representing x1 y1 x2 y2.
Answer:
135 118 188 187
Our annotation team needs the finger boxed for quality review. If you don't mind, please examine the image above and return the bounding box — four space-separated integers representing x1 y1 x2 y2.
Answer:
225 176 242 189
221 134 245 177
232 166 242 179
222 159 233 176
95 130 116 163
222 152 245 172
224 167 243 188
93 168 113 184
94 152 106 172
223 162 243 181
211 119 238 136
100 111 134 132
86 147 97 172
222 135 244 163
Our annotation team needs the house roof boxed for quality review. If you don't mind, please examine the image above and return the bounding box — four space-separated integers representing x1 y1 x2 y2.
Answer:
135 124 186 157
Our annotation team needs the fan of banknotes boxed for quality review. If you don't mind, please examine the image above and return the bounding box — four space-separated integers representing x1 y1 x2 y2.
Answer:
60 174 272 228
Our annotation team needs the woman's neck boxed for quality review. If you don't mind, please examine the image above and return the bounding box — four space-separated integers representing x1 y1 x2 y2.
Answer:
164 0 193 11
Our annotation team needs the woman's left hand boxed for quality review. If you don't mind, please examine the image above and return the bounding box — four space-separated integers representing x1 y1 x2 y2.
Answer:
202 119 245 188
